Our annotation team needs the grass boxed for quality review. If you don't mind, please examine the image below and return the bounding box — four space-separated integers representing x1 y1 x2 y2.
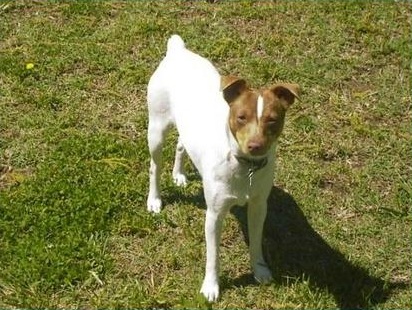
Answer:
0 0 411 308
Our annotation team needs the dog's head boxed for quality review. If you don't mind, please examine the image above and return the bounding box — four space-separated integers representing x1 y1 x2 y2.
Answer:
221 76 300 157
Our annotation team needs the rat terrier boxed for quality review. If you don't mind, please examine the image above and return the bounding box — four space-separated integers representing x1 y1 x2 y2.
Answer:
146 35 300 302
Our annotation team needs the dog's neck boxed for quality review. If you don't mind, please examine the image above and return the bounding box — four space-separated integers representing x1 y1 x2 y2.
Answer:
235 155 268 172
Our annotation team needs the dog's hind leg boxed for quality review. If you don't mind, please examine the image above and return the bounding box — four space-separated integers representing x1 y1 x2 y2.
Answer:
146 83 173 213
147 118 170 213
172 138 187 187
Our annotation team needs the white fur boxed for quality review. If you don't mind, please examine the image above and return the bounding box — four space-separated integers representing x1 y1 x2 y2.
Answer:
257 95 264 120
147 35 274 302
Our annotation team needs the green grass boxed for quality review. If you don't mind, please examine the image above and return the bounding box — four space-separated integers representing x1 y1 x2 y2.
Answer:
0 0 411 308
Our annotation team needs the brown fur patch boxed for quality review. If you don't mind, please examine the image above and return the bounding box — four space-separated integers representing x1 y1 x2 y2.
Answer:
222 77 300 157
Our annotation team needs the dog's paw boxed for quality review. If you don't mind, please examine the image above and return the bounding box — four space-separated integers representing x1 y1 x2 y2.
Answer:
147 197 162 213
173 173 187 187
253 262 273 284
200 279 219 302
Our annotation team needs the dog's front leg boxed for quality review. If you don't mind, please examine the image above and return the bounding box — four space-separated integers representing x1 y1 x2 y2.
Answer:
248 198 273 284
200 207 228 302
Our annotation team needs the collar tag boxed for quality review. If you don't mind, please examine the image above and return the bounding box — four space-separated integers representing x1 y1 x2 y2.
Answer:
248 168 254 186
235 156 268 187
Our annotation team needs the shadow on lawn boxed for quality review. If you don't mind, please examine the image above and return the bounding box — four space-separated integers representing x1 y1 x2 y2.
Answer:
230 186 405 309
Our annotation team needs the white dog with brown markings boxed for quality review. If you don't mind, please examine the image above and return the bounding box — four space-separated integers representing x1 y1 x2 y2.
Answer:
146 35 300 302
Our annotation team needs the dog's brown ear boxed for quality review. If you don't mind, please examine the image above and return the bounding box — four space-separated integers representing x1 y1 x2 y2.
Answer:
271 83 301 108
221 76 247 104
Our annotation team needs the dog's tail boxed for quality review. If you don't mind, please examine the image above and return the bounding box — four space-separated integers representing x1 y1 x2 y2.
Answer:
167 35 185 55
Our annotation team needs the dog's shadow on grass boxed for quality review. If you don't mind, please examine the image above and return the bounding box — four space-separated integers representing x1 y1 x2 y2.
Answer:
230 186 405 309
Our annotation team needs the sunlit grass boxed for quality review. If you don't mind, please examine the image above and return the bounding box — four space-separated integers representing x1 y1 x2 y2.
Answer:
0 1 410 308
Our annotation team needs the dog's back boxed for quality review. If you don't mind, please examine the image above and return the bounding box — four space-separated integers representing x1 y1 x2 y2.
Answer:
147 35 230 171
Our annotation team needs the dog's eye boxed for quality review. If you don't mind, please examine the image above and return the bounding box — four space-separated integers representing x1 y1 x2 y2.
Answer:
237 115 247 124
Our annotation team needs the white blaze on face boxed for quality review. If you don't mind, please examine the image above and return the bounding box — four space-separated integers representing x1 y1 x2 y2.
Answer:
257 96 264 121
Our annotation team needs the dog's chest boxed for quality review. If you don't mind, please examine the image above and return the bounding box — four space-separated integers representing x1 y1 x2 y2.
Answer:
228 174 252 205
235 170 268 204
208 160 268 207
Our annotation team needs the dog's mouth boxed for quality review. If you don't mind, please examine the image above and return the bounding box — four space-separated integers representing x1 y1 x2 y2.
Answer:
241 149 268 159
235 153 269 173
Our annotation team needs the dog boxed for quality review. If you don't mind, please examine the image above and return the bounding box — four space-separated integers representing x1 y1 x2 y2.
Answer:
146 35 300 302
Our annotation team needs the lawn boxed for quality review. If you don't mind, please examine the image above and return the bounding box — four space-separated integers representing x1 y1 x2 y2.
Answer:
0 0 410 308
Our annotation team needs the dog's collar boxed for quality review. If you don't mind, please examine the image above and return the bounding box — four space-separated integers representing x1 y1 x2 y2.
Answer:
235 155 268 174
